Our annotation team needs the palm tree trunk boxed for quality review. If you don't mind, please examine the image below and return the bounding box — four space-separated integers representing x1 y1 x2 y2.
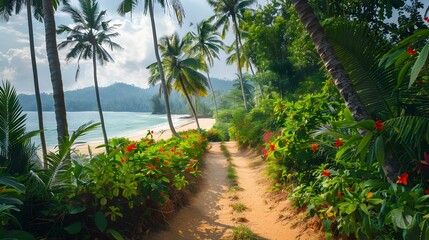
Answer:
232 14 248 110
92 45 109 153
27 0 47 165
179 78 201 130
291 0 369 122
291 0 399 183
207 72 219 118
148 0 179 138
42 0 68 148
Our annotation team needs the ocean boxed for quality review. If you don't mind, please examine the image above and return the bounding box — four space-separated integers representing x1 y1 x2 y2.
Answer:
24 111 189 149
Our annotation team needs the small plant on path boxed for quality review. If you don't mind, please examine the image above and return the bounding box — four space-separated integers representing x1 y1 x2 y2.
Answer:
232 225 258 240
231 202 248 213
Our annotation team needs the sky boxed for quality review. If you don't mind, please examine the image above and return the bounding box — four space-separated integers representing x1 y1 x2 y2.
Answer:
0 0 266 94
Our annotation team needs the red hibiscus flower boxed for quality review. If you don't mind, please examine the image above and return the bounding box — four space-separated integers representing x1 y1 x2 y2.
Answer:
311 143 319 151
396 173 409 185
270 143 275 151
407 46 417 55
322 170 331 177
126 142 137 152
335 139 343 147
375 120 385 132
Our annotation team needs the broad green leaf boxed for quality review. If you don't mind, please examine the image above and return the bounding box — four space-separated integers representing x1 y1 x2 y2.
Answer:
374 135 385 164
95 211 107 232
64 221 82 234
367 198 383 205
357 132 373 154
346 203 358 214
397 61 414 88
359 203 370 215
107 228 125 240
409 42 429 87
69 205 86 215
386 208 412 229
0 176 25 193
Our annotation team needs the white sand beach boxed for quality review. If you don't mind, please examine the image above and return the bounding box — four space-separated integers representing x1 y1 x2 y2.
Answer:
74 118 216 154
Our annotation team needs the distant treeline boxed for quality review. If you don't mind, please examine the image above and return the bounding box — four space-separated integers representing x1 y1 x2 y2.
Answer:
18 79 233 114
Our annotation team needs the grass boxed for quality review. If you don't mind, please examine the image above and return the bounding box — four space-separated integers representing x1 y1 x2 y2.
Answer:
228 185 244 192
232 225 258 240
231 202 248 213
227 165 237 182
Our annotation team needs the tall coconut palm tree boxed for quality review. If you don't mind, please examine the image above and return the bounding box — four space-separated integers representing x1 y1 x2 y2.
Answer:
290 0 403 182
188 20 223 118
117 0 185 138
58 0 122 153
42 0 69 149
207 0 256 110
158 33 209 130
0 0 48 164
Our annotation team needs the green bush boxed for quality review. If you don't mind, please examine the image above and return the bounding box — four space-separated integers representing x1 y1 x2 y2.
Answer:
207 128 224 142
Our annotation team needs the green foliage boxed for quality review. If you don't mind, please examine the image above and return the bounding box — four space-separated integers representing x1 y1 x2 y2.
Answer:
232 225 258 240
207 128 224 142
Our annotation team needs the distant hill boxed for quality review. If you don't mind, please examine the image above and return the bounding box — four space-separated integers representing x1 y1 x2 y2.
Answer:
18 78 234 113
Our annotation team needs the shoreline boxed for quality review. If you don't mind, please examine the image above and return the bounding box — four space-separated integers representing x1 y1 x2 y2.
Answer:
73 118 216 154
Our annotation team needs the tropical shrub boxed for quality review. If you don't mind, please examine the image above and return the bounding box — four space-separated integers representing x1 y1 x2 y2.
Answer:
207 128 224 142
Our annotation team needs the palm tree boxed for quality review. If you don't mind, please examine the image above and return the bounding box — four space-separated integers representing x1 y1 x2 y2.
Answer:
42 0 69 149
290 0 407 182
207 0 256 110
117 0 185 138
0 0 48 163
188 20 223 118
57 0 122 153
158 33 209 130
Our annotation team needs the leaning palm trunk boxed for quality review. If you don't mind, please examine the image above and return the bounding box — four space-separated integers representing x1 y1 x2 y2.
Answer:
27 0 47 164
179 79 201 131
207 72 219 118
148 1 179 138
42 0 68 148
92 44 109 153
291 0 399 182
232 14 248 110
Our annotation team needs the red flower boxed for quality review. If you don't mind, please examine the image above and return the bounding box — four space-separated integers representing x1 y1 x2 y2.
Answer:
335 139 343 147
329 81 334 85
337 192 343 198
120 158 125 163
154 157 160 162
424 16 429 23
347 187 353 192
322 170 331 177
163 161 169 165
146 163 153 170
407 45 417 55
262 147 268 158
311 143 319 151
270 143 275 151
424 189 429 195
396 173 409 185
375 120 385 132
126 142 137 152
185 167 192 171
151 130 154 134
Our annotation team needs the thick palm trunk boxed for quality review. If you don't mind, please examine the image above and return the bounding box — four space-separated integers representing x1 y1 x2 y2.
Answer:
42 0 68 148
291 0 399 182
179 78 201 131
148 1 179 137
232 14 248 110
207 72 219 118
27 0 47 164
92 45 109 153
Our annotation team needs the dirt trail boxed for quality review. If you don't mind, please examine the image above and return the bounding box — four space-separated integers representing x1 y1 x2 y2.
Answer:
147 142 323 240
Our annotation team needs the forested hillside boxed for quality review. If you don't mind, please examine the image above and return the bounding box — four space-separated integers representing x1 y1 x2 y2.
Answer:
18 78 233 113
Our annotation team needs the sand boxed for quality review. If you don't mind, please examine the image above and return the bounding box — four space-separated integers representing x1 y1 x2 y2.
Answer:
74 118 216 154
146 142 324 239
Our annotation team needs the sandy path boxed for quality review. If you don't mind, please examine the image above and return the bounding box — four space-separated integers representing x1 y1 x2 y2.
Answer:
146 142 323 240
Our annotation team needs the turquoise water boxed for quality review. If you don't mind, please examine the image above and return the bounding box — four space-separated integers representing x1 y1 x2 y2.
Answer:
24 111 188 149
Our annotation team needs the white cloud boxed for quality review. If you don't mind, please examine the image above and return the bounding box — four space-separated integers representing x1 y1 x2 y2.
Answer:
1 67 16 80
